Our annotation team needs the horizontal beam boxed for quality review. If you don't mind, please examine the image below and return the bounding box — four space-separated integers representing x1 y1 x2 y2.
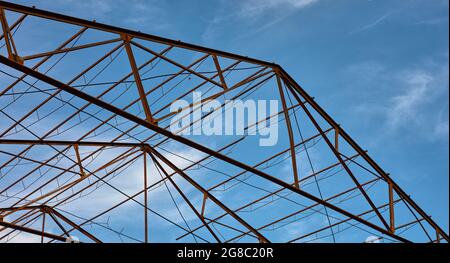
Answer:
0 139 143 148
22 37 121 60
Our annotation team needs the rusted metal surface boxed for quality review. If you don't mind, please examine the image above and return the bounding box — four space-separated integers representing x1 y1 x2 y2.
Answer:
0 1 447 243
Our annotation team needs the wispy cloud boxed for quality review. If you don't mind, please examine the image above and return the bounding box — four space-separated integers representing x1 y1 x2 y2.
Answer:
239 0 319 18
350 57 449 141
349 12 392 35
432 102 449 139
414 17 448 26
201 0 319 44
14 0 172 33
42 0 114 19
386 71 433 129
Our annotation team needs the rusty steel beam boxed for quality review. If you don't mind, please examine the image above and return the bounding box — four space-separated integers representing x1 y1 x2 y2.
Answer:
123 35 154 123
389 182 395 233
143 151 149 243
22 37 121 61
73 144 86 177
0 1 275 67
0 7 20 62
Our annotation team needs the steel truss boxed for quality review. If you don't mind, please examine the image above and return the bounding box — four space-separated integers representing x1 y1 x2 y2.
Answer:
0 1 447 243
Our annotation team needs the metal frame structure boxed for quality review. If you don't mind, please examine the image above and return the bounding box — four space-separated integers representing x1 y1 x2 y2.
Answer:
0 1 448 243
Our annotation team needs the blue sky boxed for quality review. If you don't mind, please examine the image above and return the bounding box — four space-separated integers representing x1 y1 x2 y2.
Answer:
3 0 449 242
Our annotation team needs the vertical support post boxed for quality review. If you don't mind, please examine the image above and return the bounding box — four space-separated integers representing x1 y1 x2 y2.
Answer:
143 150 149 243
276 72 299 189
41 212 46 243
122 33 154 123
389 182 395 233
73 144 86 177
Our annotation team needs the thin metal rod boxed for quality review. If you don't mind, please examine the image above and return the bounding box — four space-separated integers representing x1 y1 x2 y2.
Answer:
389 182 395 233
123 36 153 122
41 212 46 243
22 38 121 60
143 151 149 243
0 8 17 60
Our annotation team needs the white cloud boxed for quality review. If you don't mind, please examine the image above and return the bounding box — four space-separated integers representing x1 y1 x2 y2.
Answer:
433 117 449 139
201 0 319 44
43 0 114 19
239 0 319 18
349 57 449 141
386 71 434 128
344 61 385 85
414 17 448 26
349 12 392 35
13 0 171 33
1 232 42 243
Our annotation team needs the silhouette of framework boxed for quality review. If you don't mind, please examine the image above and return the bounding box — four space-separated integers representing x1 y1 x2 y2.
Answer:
0 1 448 243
